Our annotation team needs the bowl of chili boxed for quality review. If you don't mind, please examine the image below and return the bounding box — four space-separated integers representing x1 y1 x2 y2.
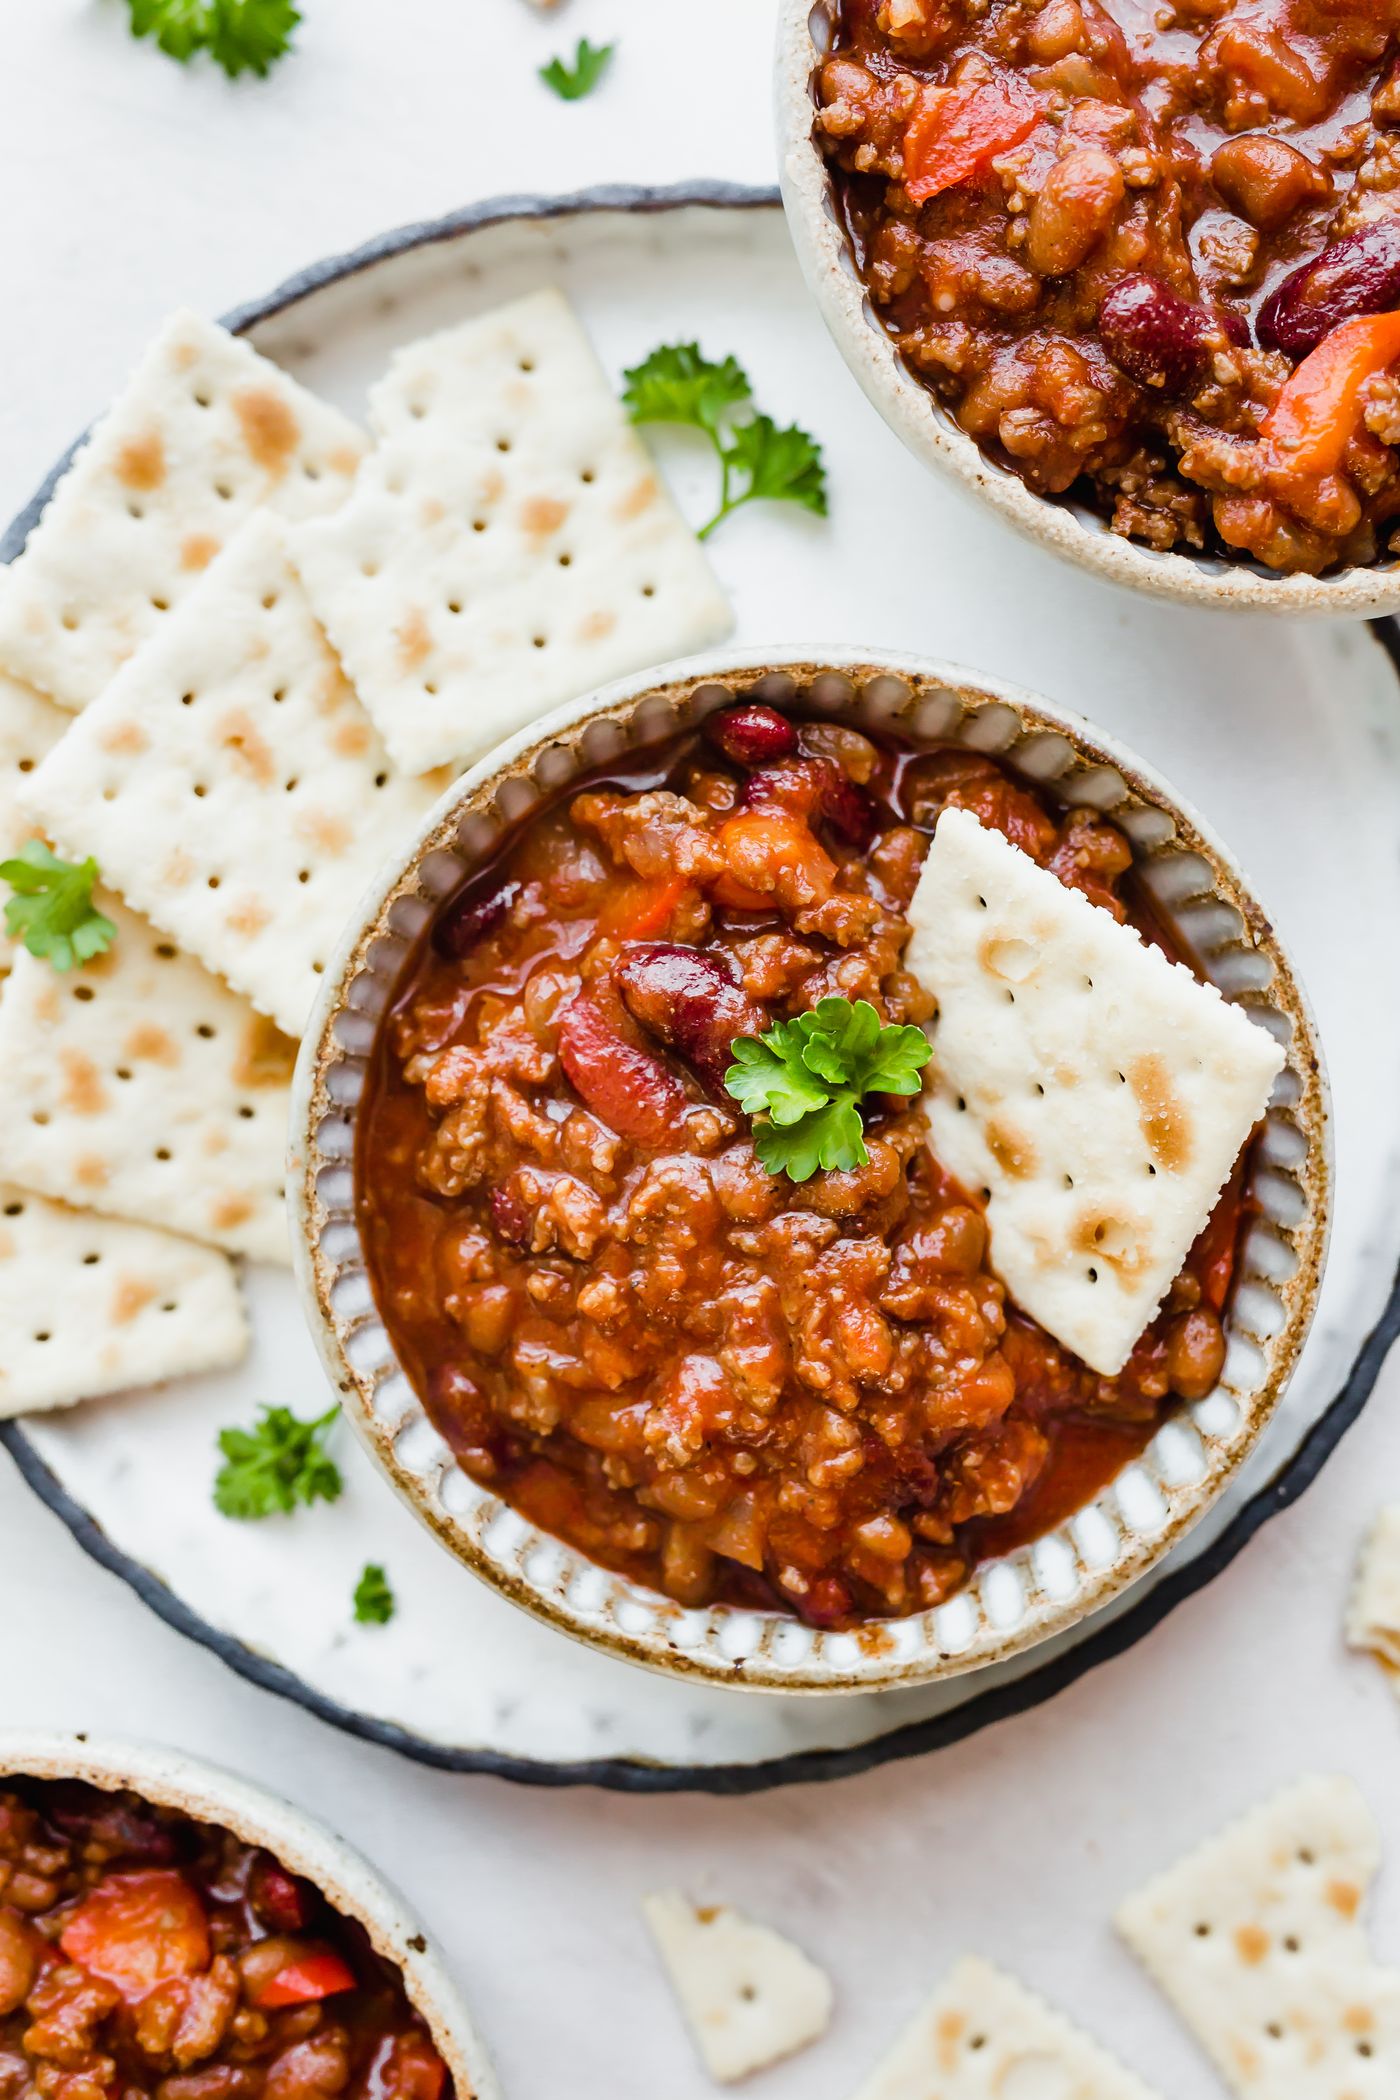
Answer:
0 1731 499 2100
777 0 1400 612
291 649 1329 1693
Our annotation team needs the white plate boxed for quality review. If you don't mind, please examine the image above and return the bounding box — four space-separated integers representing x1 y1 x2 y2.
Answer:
5 187 1399 1786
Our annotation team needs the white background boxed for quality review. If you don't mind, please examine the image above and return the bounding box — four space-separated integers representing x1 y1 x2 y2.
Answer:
2 5 1399 2097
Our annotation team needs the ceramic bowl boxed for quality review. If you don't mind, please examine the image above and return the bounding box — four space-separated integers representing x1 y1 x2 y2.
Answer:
291 648 1330 1694
775 0 1400 618
0 1730 500 2099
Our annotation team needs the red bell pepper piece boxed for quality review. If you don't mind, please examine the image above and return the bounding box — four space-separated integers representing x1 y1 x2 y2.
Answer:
599 876 688 941
249 1948 357 2009
903 71 1042 205
60 1870 210 2003
1263 310 1400 478
1190 1163 1247 1315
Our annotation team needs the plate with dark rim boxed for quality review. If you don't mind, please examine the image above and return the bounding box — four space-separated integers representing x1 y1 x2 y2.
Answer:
4 183 1400 1791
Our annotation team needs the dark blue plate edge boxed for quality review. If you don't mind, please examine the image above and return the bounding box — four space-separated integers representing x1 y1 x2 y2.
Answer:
3 179 1396 1794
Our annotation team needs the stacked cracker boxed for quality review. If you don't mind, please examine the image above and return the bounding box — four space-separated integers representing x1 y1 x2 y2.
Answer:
0 297 729 1417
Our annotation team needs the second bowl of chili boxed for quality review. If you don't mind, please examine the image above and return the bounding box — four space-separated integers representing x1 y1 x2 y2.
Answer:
778 0 1400 614
291 650 1328 1694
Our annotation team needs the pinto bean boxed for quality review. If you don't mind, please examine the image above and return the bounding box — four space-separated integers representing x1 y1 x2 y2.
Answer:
1165 1306 1226 1401
0 1907 38 2017
1026 148 1125 277
1210 135 1329 231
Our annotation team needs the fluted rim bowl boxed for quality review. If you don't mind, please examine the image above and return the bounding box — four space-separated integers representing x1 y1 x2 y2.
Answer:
290 647 1330 1695
775 0 1400 618
0 1731 500 2100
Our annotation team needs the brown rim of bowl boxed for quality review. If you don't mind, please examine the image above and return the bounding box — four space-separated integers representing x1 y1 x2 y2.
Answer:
774 0 1400 617
290 648 1330 1695
0 1731 501 2100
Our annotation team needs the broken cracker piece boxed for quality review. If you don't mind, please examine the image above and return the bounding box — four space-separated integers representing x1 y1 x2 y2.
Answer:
0 894 294 1264
1117 1774 1400 2099
0 1182 246 1416
643 1890 832 2084
0 311 365 711
906 805 1284 1376
290 288 732 776
1348 1506 1400 1678
852 1955 1162 2100
23 513 450 1040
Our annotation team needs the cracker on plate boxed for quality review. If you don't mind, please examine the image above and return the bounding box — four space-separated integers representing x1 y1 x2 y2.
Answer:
852 1956 1162 2100
290 288 733 776
23 514 451 1040
1347 1506 1400 1679
642 1890 832 2084
906 805 1285 1376
1117 1775 1400 2098
0 1182 246 1417
0 311 366 712
0 674 69 974
0 894 294 1264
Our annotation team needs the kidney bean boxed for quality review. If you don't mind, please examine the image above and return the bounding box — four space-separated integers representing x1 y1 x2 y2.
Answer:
739 757 879 851
248 1859 314 1936
703 703 798 769
616 943 766 1096
488 1183 530 1246
1098 273 1250 393
558 992 687 1146
1257 220 1400 356
433 877 520 961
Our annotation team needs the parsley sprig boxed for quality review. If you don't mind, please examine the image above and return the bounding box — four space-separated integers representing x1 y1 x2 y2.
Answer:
622 344 828 539
0 842 117 973
125 0 300 78
725 998 930 1183
540 37 615 101
353 1563 395 1626
213 1404 343 1519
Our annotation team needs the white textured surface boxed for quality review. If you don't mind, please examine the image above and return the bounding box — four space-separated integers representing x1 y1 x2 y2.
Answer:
2 10 1400 2100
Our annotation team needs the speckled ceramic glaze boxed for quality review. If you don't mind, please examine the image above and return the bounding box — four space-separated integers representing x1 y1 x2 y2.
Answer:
775 0 1400 617
291 648 1330 1694
0 1732 500 2100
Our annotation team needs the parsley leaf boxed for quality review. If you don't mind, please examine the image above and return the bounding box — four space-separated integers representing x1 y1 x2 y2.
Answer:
720 414 828 525
353 1563 395 1626
540 37 615 101
213 1404 342 1520
0 842 117 973
623 343 752 438
622 342 828 539
125 0 300 78
724 998 931 1183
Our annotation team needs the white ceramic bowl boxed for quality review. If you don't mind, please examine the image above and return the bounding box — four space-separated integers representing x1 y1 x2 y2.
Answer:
775 0 1400 617
291 648 1330 1694
0 1731 500 2100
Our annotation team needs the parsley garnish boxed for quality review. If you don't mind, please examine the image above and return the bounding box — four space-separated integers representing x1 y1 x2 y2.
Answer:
622 343 828 539
725 998 931 1183
0 842 117 973
213 1404 342 1519
540 37 615 101
125 0 301 78
353 1563 395 1626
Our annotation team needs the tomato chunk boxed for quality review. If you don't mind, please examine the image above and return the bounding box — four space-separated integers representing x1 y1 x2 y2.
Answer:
903 71 1042 205
60 1870 210 2003
1263 310 1400 477
249 1948 357 2009
557 993 687 1146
